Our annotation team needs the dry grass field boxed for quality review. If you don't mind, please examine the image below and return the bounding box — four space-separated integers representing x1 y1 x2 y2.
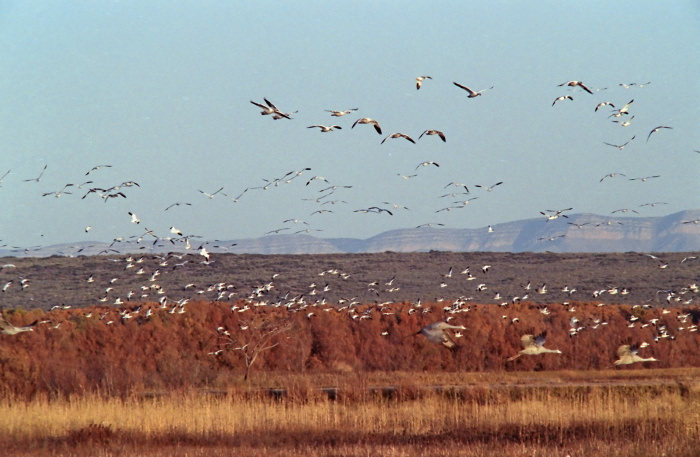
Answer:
2 370 700 456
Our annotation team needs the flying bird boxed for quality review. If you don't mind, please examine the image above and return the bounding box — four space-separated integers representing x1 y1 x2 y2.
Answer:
23 164 47 183
600 172 626 182
418 130 446 142
507 332 562 361
415 75 432 90
540 208 572 221
603 136 635 150
453 81 493 97
198 187 224 199
381 133 415 144
646 126 672 142
415 161 440 170
416 321 466 349
552 95 573 106
85 164 112 176
609 99 634 118
128 212 140 224
325 108 358 117
305 176 330 186
42 183 74 198
594 102 615 112
475 182 503 192
0 169 10 186
0 308 38 335
165 202 192 211
307 125 342 132
354 207 393 216
351 118 382 134
612 115 634 127
250 98 291 119
614 343 658 366
558 80 593 94
628 175 660 182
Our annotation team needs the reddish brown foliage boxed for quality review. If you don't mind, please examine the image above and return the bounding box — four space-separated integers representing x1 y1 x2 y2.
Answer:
0 300 697 399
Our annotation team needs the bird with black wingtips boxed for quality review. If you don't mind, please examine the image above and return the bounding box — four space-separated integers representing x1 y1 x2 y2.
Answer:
647 126 672 142
453 81 493 98
381 133 415 144
558 80 593 94
552 95 573 106
351 117 382 134
415 75 432 89
419 130 446 142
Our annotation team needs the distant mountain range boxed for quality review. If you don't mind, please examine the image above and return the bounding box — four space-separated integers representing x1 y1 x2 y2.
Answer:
4 210 700 257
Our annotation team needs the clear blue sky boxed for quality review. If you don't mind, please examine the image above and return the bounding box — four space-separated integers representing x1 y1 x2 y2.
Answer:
1 1 698 249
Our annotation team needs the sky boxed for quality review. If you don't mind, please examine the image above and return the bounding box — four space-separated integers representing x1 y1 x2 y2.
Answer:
0 0 698 252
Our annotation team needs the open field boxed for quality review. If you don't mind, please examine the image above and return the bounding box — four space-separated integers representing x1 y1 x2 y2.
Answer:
1 251 698 312
2 370 700 456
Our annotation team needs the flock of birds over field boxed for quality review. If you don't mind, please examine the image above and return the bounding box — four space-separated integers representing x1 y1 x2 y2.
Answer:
0 73 698 368
0 74 698 259
0 248 698 367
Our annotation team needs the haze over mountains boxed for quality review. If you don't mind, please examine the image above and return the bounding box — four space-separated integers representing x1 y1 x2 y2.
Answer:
6 210 699 257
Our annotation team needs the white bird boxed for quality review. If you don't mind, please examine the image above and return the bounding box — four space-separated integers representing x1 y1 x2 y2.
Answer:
198 187 224 199
609 99 634 118
614 344 658 366
415 75 432 90
507 332 562 361
612 115 634 127
307 125 342 132
552 95 573 106
594 102 615 112
325 108 358 117
170 226 183 236
0 308 38 335
128 212 140 224
453 81 493 97
540 208 572 221
415 161 440 170
475 182 503 192
416 322 466 349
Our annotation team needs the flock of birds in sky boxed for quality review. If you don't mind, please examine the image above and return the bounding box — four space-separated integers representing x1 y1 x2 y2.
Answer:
2 74 697 257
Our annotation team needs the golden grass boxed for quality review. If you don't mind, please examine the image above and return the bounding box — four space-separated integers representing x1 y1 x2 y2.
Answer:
2 370 700 456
